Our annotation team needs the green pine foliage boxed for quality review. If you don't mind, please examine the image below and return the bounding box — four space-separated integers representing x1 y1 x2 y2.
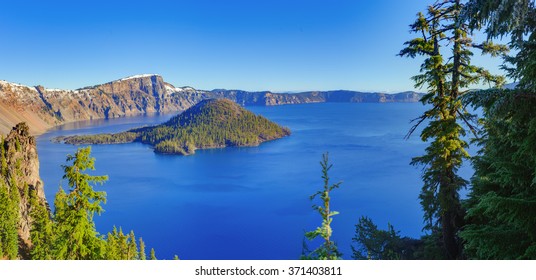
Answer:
57 132 138 145
104 226 121 260
104 227 141 260
52 146 108 259
0 180 19 259
399 0 505 259
139 237 146 260
128 231 138 260
465 0 536 92
458 0 536 260
25 146 154 260
351 216 423 260
29 189 55 260
303 153 342 260
462 89 536 259
60 99 291 155
0 135 21 260
410 232 445 260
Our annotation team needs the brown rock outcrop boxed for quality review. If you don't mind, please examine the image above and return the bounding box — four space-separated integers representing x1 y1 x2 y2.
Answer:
2 122 47 258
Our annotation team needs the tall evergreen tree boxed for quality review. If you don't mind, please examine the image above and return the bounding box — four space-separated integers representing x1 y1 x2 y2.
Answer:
139 238 147 260
29 189 54 260
53 146 108 260
461 0 536 259
462 88 536 259
150 248 157 260
0 180 18 259
399 0 504 259
117 227 129 259
127 231 138 260
105 226 121 260
103 226 144 260
303 153 342 260
1 138 155 260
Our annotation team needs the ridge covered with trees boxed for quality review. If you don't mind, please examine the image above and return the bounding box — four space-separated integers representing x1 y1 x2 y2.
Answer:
59 99 291 155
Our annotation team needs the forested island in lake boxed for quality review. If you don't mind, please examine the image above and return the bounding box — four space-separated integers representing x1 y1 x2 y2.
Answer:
56 99 291 155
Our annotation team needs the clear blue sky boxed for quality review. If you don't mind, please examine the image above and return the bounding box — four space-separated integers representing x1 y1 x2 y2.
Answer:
0 0 506 92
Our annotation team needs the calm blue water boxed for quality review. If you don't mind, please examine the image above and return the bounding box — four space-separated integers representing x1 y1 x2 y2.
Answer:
36 103 470 260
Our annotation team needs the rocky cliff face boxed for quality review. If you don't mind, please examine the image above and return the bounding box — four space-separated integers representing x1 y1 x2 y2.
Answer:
34 75 198 126
0 75 423 135
1 122 48 258
0 75 207 135
0 81 62 135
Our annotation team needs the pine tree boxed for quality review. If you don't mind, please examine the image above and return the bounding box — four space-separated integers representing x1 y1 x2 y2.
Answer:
117 227 128 259
0 180 18 259
139 238 146 260
352 216 405 260
0 139 154 260
303 153 342 260
29 189 54 259
53 146 108 260
399 0 505 259
460 0 536 259
105 226 120 260
103 226 145 260
127 231 138 260
459 96 536 258
150 248 156 260
465 0 536 91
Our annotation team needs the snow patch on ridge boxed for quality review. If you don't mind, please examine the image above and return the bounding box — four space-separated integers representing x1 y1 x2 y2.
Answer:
165 85 181 94
0 80 39 102
116 74 160 82
164 84 197 94
0 80 38 92
45 88 65 92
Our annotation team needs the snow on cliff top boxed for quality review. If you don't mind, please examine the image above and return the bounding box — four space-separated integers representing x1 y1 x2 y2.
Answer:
115 74 160 82
0 80 38 92
45 88 66 92
165 84 197 94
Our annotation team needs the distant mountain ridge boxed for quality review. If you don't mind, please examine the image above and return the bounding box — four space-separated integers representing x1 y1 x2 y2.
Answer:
0 74 423 135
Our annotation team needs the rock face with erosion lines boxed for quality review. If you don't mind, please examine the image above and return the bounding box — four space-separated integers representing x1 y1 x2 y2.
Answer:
1 123 48 258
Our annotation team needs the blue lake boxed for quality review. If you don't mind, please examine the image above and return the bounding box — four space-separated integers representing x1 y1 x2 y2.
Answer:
36 102 472 259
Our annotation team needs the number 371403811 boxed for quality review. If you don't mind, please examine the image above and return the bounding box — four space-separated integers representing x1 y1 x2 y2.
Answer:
287 266 342 276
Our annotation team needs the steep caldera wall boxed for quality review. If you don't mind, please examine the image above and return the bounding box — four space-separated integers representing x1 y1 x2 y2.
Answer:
1 123 48 258
0 75 422 135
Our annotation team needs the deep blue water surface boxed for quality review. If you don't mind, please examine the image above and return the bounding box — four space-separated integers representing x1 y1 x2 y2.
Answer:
36 103 462 260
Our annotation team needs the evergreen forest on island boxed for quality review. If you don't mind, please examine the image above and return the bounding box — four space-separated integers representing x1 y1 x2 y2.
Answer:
58 99 291 155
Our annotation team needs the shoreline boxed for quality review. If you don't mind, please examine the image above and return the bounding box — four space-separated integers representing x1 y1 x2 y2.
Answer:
28 111 183 138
